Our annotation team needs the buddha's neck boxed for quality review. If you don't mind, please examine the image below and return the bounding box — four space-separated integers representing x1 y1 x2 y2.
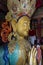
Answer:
16 34 25 41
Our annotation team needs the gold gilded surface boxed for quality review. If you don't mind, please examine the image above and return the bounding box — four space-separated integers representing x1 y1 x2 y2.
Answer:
16 43 26 65
17 57 25 65
16 16 30 37
7 16 37 65
5 11 12 21
11 19 17 36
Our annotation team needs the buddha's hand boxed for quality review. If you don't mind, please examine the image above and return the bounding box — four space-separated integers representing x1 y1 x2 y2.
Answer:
28 46 37 65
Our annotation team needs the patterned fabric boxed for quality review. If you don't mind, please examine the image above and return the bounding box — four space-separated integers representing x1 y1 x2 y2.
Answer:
0 46 5 65
0 44 9 65
8 43 19 65
3 44 9 65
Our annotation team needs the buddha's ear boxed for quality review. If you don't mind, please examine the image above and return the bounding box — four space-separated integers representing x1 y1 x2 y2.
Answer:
11 19 17 32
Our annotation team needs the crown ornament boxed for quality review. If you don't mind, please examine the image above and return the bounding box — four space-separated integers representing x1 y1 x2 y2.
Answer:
7 0 36 21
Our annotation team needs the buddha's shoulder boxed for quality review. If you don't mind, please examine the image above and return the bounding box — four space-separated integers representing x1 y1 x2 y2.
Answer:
8 40 16 53
8 39 16 45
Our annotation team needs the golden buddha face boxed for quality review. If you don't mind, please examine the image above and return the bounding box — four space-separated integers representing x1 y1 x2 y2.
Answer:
16 16 30 37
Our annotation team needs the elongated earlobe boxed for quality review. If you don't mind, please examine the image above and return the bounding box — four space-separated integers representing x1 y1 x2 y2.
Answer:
11 19 16 32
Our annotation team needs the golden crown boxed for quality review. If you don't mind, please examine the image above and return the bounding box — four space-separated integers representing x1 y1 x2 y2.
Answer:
6 0 36 21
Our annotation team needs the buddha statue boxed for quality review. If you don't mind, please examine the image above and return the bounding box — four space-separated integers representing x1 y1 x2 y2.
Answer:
8 15 37 65
0 15 37 65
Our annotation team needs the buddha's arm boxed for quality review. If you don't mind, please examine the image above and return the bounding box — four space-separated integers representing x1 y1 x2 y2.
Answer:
25 41 31 53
